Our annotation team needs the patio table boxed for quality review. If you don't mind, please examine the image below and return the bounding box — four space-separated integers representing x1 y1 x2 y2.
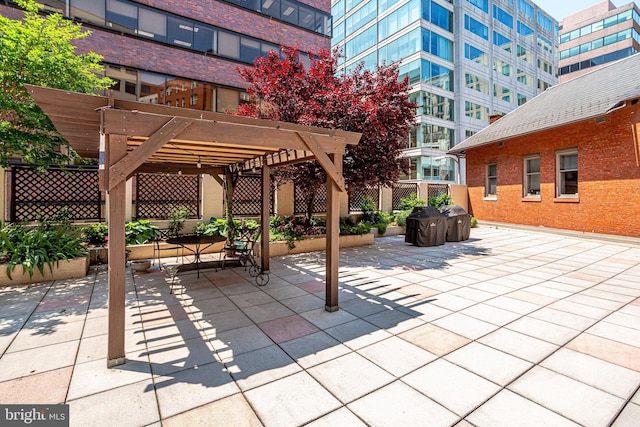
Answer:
166 234 226 279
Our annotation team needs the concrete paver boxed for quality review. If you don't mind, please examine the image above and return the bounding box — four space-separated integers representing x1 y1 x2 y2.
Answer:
1 226 640 426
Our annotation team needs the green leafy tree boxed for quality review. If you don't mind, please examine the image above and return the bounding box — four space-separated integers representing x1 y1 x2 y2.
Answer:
0 0 112 169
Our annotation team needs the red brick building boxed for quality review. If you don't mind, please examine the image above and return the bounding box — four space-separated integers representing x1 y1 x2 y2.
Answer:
449 53 640 238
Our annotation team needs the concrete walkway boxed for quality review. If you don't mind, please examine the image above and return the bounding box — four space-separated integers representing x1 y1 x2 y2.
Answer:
1 227 639 427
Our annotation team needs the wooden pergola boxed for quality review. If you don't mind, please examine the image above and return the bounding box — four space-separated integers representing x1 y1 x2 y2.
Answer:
26 85 361 367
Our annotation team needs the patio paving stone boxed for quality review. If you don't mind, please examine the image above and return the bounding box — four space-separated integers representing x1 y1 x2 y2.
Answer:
257 314 319 344
0 366 72 404
0 340 78 382
162 393 263 427
304 407 366 426
540 347 640 399
153 362 239 419
508 366 624 427
279 331 351 369
209 324 274 360
357 336 436 377
566 333 640 371
403 358 500 416
467 389 580 427
224 344 302 391
67 379 159 427
445 341 533 386
506 316 581 346
612 403 640 427
432 312 499 340
66 358 152 400
307 352 395 403
460 303 522 326
244 371 341 427
347 380 458 427
398 324 471 357
478 328 559 363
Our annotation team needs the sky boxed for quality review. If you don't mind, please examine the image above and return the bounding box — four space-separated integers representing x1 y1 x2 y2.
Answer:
533 0 624 21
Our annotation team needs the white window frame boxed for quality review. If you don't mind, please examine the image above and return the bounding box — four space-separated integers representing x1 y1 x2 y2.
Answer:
556 148 578 197
523 154 540 197
485 163 497 199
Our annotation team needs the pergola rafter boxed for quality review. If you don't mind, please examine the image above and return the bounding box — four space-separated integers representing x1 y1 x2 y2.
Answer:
26 85 361 368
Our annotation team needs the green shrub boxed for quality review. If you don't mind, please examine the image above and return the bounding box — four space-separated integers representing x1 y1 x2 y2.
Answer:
125 220 160 245
340 217 370 235
394 209 411 227
373 223 387 235
397 193 425 211
82 223 108 246
0 219 87 279
471 217 478 228
428 192 453 210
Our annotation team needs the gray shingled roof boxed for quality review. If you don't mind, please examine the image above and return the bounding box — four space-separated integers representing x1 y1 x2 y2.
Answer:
448 53 640 155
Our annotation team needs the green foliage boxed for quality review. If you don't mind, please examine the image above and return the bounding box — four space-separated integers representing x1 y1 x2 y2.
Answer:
125 220 160 245
82 223 108 245
0 0 113 169
0 218 87 279
360 196 395 227
397 193 425 211
339 217 370 235
168 206 190 236
269 216 306 249
373 223 387 235
471 217 478 228
394 209 411 227
428 193 453 210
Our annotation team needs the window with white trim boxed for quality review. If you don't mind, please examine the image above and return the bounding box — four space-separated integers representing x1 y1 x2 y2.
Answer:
556 149 578 197
486 163 497 197
524 155 540 196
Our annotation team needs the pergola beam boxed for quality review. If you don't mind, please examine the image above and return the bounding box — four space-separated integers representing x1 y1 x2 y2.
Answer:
109 117 193 190
297 132 346 193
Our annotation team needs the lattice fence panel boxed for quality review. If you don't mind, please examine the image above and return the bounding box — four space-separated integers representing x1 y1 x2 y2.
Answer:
427 183 450 199
294 184 327 215
349 186 380 212
225 174 274 216
10 165 101 222
135 173 200 219
391 183 419 210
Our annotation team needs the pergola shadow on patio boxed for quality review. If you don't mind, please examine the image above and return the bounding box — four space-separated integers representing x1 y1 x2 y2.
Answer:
27 85 361 367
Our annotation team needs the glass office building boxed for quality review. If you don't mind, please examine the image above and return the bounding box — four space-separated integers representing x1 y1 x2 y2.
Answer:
332 0 558 182
558 1 640 83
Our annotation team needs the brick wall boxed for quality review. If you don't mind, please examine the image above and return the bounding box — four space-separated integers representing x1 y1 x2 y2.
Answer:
466 102 640 237
0 2 330 89
135 0 330 50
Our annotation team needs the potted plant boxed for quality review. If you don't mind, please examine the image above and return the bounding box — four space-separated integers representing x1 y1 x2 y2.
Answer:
167 206 190 237
0 218 88 282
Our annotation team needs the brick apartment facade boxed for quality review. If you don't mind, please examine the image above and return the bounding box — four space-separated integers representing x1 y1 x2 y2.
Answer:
450 54 640 238
0 0 331 104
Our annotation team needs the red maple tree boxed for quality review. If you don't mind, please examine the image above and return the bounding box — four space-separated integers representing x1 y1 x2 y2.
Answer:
236 46 416 220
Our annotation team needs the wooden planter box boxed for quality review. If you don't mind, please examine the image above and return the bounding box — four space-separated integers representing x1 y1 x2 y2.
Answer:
256 233 374 257
0 256 90 287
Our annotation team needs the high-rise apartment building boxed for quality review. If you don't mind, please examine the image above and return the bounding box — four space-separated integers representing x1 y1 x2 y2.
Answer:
558 1 640 83
1 0 332 112
332 0 558 182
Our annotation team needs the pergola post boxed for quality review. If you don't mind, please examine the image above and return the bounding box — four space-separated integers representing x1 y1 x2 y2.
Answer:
261 163 270 272
325 153 343 311
106 134 128 367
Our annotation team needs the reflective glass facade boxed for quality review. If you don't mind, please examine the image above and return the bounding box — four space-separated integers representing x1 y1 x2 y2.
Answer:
558 2 640 82
332 0 558 182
